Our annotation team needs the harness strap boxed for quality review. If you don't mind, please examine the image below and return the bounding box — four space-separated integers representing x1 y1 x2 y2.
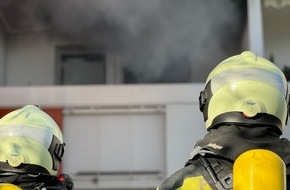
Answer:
197 155 232 190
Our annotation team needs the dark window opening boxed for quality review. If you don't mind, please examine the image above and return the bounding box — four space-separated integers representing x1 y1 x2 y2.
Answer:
56 47 107 85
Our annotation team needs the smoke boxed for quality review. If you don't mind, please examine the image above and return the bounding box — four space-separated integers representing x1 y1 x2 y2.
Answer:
0 0 247 83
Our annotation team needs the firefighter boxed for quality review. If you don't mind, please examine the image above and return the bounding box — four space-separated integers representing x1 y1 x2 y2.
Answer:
156 51 290 190
0 105 73 190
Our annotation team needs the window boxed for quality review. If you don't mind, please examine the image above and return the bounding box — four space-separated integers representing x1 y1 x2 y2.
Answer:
55 46 106 85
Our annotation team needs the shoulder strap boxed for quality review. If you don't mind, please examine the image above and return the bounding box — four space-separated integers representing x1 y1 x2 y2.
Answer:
197 155 233 190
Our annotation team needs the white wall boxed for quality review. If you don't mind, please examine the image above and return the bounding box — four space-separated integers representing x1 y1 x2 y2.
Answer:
263 6 290 69
0 26 5 85
63 113 165 174
6 33 59 85
63 112 166 190
165 104 206 176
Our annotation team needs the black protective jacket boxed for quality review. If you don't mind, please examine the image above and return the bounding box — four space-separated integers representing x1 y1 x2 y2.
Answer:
0 173 74 190
157 125 290 190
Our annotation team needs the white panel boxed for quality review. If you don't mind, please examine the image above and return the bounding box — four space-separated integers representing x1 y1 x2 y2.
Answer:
165 104 206 176
98 115 132 171
62 115 101 174
247 0 265 56
62 113 165 175
0 27 5 85
0 84 203 107
131 115 165 171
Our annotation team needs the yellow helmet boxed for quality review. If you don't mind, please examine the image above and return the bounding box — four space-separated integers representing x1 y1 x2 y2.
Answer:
199 51 289 134
0 183 22 190
0 105 65 176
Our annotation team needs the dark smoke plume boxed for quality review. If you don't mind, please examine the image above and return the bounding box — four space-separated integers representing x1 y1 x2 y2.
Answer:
0 0 247 83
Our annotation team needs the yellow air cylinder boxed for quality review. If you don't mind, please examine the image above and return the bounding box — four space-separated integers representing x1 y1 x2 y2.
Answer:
233 149 286 190
0 183 22 190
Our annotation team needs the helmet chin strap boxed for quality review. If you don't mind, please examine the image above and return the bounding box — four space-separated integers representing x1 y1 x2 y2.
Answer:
199 80 212 123
48 135 65 171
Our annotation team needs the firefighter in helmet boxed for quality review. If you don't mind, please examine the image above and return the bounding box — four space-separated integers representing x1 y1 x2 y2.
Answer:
0 105 73 190
156 51 290 189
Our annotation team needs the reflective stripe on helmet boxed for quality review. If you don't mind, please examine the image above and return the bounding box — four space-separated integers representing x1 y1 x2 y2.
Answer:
210 67 288 98
0 125 53 148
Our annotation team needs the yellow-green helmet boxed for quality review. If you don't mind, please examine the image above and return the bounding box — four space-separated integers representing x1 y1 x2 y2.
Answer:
0 105 65 176
199 51 289 134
